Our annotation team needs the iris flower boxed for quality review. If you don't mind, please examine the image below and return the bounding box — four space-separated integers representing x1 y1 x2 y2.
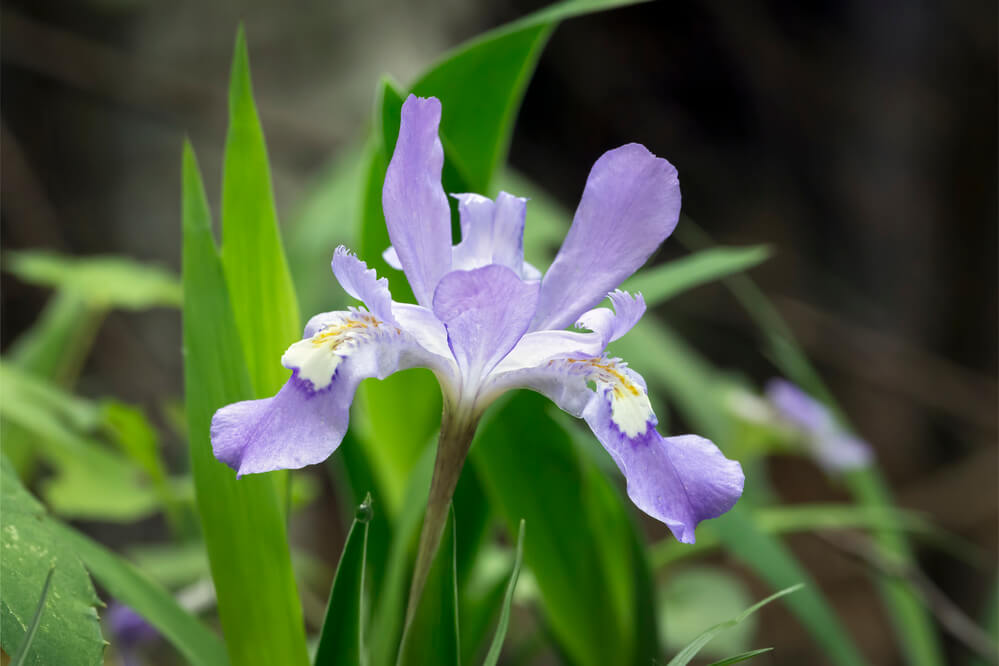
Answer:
211 95 743 558
765 379 873 472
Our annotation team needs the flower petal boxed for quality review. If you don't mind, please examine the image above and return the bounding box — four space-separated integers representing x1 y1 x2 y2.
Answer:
331 245 397 325
451 193 495 270
382 95 452 307
531 143 680 331
574 290 646 346
486 353 743 541
432 264 539 388
211 308 451 475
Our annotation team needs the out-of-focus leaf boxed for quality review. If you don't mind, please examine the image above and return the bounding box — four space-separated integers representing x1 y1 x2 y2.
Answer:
126 542 209 589
707 647 775 665
482 519 526 666
473 392 634 666
397 508 460 666
0 457 104 666
52 523 228 666
677 219 945 665
621 246 771 307
660 568 756 659
314 494 372 666
4 250 181 309
666 584 802 666
181 141 308 665
219 27 300 398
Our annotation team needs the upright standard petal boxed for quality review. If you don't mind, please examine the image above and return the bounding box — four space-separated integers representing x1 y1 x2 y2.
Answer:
211 308 452 476
531 143 681 331
487 352 743 542
382 95 452 307
332 245 397 325
432 264 539 390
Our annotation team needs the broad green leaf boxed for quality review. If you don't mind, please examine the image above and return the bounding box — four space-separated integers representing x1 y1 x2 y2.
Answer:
0 457 104 666
397 508 460 666
482 519 526 666
51 523 228 666
4 250 181 309
621 246 771 307
472 392 632 666
181 141 309 665
314 494 372 666
666 584 802 666
676 218 945 665
219 27 301 397
660 568 756 659
707 647 775 665
9 568 54 666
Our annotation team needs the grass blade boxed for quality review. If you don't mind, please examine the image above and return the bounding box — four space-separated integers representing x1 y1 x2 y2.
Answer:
666 585 802 666
10 567 55 666
707 647 775 665
482 519 526 666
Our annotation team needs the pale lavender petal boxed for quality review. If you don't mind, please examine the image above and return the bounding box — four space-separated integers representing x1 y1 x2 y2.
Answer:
382 246 403 270
765 378 873 472
531 144 680 331
331 245 397 325
575 290 646 346
432 264 539 386
485 353 743 542
765 378 834 433
489 192 528 274
212 308 450 476
382 95 452 307
451 193 495 270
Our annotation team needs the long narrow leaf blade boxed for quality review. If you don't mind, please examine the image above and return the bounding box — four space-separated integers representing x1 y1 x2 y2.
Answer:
482 519 526 666
10 567 55 666
220 27 301 397
707 647 775 665
181 142 309 665
314 494 372 666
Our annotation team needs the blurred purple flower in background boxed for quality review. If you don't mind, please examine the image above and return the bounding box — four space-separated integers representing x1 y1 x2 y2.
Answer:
107 603 159 666
765 378 873 473
210 94 744 544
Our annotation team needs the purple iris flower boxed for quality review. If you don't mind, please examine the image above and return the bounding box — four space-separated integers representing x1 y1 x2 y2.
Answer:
108 602 158 666
765 379 873 472
210 95 744 544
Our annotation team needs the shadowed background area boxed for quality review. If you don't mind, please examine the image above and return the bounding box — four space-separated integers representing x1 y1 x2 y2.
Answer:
2 1 996 664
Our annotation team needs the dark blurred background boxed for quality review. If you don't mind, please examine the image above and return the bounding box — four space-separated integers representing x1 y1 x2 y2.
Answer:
2 1 996 664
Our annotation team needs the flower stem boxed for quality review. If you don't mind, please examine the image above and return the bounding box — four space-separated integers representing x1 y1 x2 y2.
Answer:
402 401 478 633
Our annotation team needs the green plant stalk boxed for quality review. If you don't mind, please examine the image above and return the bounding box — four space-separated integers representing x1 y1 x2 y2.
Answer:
402 401 479 633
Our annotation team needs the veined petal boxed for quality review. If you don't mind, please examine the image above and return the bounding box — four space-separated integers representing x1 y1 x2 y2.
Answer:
574 290 646 347
332 245 397 325
489 192 528 275
432 264 539 389
382 95 452 307
451 193 495 270
486 353 743 542
211 308 452 476
531 143 680 331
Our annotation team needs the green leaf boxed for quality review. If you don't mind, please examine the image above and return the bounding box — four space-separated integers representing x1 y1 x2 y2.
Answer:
666 584 802 666
676 219 945 665
397 507 460 666
220 26 301 397
621 246 771 307
4 250 182 309
482 519 525 666
50 524 229 666
0 456 104 666
314 494 372 666
707 647 776 665
181 141 309 665
10 567 55 666
472 392 633 666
